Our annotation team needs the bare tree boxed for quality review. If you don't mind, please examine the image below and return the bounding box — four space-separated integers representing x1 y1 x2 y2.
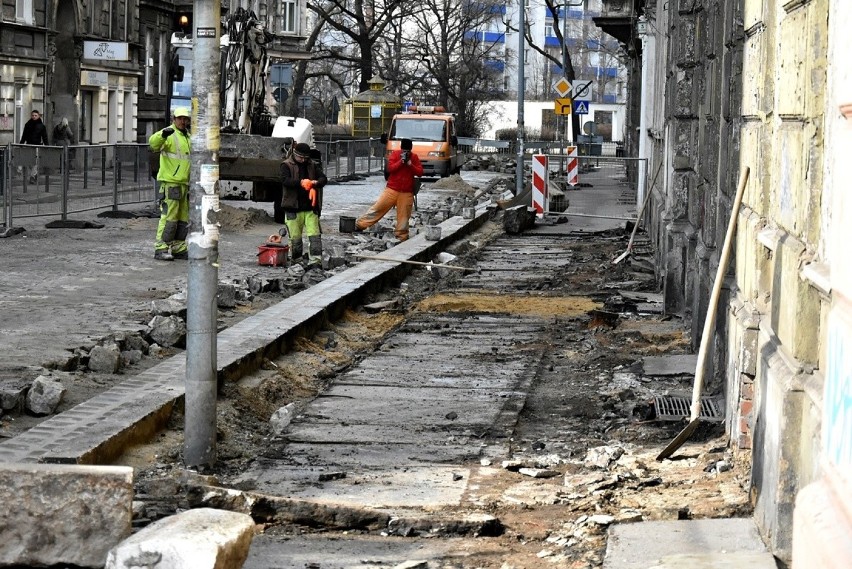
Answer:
283 15 332 117
307 0 407 94
510 0 628 138
406 0 505 136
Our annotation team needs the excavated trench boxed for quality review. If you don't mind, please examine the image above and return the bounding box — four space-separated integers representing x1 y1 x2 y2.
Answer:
117 220 751 568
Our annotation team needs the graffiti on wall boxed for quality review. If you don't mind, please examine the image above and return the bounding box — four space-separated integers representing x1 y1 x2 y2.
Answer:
827 314 852 467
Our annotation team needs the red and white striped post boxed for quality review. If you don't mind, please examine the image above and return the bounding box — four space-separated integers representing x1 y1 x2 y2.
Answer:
566 145 578 187
532 153 548 217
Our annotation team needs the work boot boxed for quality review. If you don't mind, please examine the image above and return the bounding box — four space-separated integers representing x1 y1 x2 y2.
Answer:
154 250 174 261
172 250 188 260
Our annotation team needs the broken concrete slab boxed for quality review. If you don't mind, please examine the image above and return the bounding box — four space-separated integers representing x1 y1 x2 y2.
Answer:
503 205 536 234
619 290 664 304
243 533 463 569
87 344 122 373
642 354 698 376
105 508 255 569
603 518 776 569
186 485 389 530
0 463 133 568
25 374 66 415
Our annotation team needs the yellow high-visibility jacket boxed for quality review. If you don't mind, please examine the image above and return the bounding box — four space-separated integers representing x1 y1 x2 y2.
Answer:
149 124 191 186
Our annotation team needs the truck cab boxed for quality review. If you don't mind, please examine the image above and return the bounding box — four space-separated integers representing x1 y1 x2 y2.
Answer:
382 106 462 177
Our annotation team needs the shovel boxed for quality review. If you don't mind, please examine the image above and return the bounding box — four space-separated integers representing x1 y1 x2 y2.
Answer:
613 161 664 265
657 166 750 461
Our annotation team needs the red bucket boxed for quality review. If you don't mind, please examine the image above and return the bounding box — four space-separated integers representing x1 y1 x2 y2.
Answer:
257 244 289 267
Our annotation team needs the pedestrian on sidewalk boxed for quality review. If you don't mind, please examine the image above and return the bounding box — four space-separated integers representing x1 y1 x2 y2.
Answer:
149 107 191 261
355 138 423 241
280 142 327 267
20 109 48 184
52 117 76 171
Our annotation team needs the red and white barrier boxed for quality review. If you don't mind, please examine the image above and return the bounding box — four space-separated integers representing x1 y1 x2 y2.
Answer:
567 145 578 187
532 153 548 216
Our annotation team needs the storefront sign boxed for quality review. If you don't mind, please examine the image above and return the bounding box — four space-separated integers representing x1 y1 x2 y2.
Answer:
81 71 109 87
83 41 129 61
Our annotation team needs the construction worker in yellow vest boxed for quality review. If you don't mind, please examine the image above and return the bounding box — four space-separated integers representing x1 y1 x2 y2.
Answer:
149 107 191 261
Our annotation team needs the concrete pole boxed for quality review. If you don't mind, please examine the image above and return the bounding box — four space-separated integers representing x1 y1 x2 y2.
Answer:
515 0 525 196
185 0 221 468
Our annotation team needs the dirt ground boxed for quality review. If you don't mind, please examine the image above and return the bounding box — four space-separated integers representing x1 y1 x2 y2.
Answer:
111 215 752 568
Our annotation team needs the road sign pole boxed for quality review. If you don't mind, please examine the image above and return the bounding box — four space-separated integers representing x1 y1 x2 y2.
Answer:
185 0 221 469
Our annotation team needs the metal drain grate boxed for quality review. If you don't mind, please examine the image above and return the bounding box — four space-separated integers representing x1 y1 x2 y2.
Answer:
654 395 724 422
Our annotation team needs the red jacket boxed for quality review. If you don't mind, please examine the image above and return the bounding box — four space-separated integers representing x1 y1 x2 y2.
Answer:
386 149 424 193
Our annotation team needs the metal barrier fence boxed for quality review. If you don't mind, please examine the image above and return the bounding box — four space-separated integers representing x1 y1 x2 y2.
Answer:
314 138 384 178
0 138 387 228
0 138 639 228
1 143 154 228
457 138 623 157
531 154 648 214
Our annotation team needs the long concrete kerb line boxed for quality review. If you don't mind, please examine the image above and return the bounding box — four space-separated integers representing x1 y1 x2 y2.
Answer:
0 209 493 466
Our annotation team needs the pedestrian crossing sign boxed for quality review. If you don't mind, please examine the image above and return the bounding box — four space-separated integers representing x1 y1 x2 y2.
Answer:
573 100 590 115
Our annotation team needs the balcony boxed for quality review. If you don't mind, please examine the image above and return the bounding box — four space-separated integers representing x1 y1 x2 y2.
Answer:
592 0 643 48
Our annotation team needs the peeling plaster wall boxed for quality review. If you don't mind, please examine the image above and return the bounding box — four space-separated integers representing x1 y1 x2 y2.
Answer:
644 0 832 560
653 0 745 388
732 0 829 562
791 1 852 567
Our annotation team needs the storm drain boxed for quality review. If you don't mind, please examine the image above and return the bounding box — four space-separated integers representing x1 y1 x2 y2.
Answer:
654 395 724 422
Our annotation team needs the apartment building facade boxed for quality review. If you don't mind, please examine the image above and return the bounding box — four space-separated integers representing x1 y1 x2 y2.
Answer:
0 0 307 147
594 0 851 565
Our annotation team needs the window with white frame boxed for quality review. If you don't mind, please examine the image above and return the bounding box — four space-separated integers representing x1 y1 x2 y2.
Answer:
544 19 555 37
16 0 33 24
276 0 298 34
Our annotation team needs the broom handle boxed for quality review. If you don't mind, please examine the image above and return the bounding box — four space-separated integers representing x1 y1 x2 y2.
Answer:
627 161 664 250
355 254 470 271
690 167 750 421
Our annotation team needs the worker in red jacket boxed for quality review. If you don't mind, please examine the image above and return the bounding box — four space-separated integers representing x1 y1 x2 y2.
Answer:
355 138 423 241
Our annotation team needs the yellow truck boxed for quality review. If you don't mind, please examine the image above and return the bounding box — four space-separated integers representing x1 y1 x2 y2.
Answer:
380 106 463 177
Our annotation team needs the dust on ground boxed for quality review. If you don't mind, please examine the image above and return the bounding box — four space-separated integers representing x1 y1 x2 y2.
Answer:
416 292 601 318
216 204 273 233
430 174 478 194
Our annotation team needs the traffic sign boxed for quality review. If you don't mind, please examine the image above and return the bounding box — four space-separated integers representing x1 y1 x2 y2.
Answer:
269 64 293 87
573 80 593 98
553 78 572 97
555 97 573 115
273 87 288 103
403 100 414 112
573 100 590 115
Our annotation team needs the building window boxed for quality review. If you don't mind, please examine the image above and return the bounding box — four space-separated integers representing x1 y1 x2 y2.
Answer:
159 32 169 95
15 0 33 24
87 0 96 34
112 2 125 40
544 19 555 38
276 0 298 34
145 29 154 95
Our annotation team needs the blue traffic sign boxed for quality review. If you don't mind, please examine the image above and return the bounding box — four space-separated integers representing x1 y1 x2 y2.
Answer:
573 100 590 115
403 100 414 112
